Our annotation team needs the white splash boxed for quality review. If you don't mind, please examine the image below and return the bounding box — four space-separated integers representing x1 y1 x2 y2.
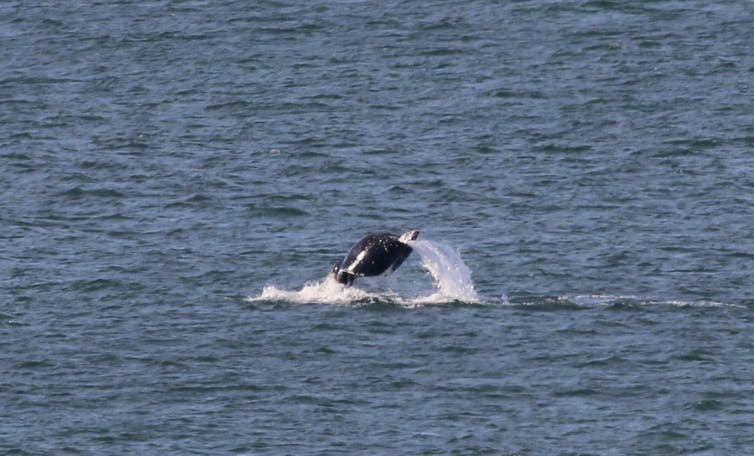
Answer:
247 237 480 306
247 275 375 305
407 239 480 303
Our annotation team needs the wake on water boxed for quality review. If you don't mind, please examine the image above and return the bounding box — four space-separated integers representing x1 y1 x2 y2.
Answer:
247 237 744 309
248 238 480 306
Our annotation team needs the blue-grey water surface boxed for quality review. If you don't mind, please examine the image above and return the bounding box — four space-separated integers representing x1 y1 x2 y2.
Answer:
2 1 754 454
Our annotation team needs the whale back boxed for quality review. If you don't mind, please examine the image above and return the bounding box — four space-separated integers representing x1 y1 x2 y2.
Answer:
338 233 413 278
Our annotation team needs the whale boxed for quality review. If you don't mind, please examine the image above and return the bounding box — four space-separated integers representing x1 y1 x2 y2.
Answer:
332 230 419 286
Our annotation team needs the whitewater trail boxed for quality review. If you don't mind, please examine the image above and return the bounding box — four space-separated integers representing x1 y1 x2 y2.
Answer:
248 238 479 306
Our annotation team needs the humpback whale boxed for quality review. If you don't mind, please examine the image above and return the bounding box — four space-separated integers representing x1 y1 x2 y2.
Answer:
332 230 419 286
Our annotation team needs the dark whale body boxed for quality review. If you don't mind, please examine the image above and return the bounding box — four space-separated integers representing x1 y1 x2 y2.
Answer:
332 230 419 286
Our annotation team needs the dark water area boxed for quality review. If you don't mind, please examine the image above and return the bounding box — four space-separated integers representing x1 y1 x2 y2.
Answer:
2 1 753 454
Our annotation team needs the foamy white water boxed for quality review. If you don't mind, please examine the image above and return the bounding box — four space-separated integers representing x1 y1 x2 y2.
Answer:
248 275 375 305
249 238 480 305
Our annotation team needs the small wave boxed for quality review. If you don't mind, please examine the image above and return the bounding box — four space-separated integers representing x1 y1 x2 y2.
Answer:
497 294 747 310
651 299 745 309
566 295 745 309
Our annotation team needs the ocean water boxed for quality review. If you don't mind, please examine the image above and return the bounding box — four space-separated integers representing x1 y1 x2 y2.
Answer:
2 0 753 454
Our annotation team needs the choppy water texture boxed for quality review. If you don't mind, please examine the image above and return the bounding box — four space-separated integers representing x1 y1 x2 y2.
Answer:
2 1 754 454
